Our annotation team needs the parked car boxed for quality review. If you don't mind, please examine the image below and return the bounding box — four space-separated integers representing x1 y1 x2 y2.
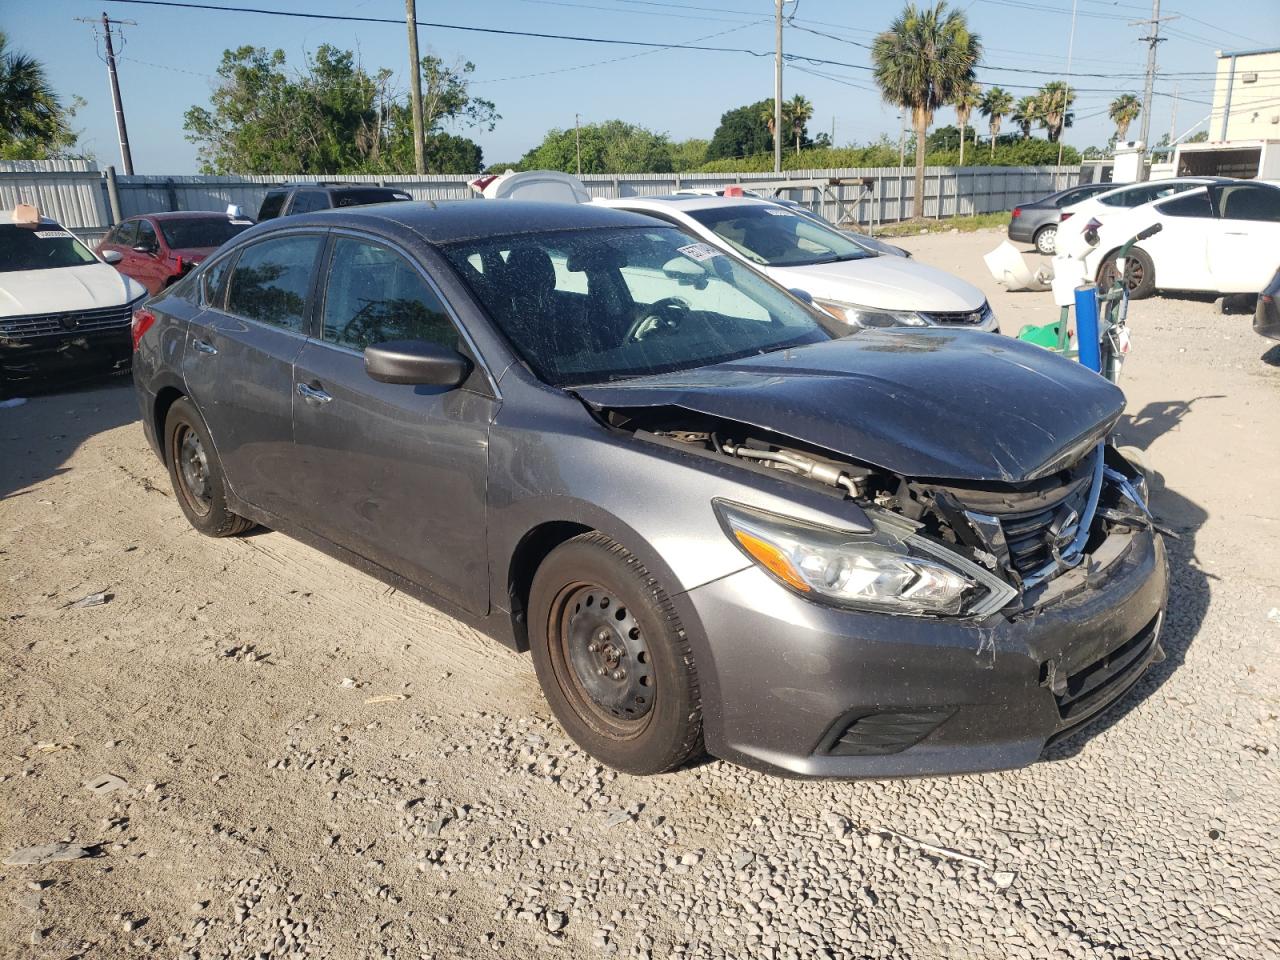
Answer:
96 211 254 295
1007 182 1121 255
133 200 1167 779
1058 176 1230 228
256 183 415 222
598 195 996 331
1255 268 1280 341
1066 180 1280 299
0 207 146 396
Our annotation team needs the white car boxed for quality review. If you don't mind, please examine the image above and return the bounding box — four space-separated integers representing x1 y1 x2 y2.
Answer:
0 208 147 395
1058 177 1227 231
1062 180 1280 299
596 195 997 332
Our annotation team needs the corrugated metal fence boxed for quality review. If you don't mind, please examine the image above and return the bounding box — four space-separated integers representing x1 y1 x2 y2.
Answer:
2 160 1084 242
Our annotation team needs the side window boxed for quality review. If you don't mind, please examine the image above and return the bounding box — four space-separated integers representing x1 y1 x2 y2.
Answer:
201 252 238 308
1157 191 1213 218
114 220 139 247
322 238 459 351
226 234 323 332
258 192 287 220
1214 184 1280 222
136 220 158 251
290 190 330 215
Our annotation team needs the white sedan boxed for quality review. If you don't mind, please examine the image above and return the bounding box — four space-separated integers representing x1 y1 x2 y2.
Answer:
1063 180 1280 299
595 195 997 332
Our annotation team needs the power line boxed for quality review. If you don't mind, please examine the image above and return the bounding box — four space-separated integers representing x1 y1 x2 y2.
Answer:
76 12 136 174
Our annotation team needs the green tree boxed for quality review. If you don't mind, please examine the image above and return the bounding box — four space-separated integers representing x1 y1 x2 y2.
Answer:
0 32 83 159
1036 81 1075 143
872 1 982 217
1108 93 1141 142
787 94 814 155
670 138 709 171
518 120 673 174
706 99 775 161
979 86 1013 158
1012 95 1039 139
953 81 980 165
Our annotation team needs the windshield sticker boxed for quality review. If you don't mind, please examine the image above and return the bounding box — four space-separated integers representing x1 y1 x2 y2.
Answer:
34 230 72 239
763 208 794 216
677 242 722 262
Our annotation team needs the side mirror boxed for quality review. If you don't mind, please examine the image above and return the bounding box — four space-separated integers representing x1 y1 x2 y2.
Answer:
788 287 814 304
661 256 707 288
133 243 157 255
365 339 470 387
101 249 124 264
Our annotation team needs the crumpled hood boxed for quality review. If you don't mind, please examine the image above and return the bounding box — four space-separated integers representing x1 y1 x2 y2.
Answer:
0 263 145 317
765 255 985 313
577 330 1125 483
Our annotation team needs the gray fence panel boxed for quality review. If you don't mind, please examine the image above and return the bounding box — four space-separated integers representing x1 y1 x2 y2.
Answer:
0 159 109 233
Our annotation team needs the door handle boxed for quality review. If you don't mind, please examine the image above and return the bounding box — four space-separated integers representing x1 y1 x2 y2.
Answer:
296 382 333 404
192 338 218 355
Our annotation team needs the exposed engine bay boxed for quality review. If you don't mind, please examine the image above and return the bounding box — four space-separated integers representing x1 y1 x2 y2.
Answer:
603 406 1154 607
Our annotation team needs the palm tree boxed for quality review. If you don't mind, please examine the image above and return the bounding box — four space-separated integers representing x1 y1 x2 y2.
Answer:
759 99 778 145
1013 95 1038 139
0 32 73 153
787 94 813 156
1037 81 1075 143
1108 93 1141 142
872 2 981 218
953 81 980 165
979 86 1013 158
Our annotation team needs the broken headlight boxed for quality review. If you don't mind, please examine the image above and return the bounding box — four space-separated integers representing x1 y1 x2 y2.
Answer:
812 299 927 329
715 501 1017 619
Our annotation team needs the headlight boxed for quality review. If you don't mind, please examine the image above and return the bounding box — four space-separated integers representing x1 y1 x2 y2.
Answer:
715 501 1017 618
813 299 928 329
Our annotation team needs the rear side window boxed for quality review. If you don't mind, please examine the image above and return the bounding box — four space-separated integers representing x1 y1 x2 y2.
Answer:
331 188 412 208
321 238 458 351
289 190 330 215
226 234 323 333
1157 191 1213 218
201 252 238 308
258 192 287 221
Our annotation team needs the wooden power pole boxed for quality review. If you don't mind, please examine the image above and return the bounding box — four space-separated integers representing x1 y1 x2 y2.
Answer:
405 0 426 174
78 12 135 174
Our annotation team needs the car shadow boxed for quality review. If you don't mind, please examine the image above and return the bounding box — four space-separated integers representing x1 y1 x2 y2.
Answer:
1261 343 1280 367
1042 408 1212 761
0 376 140 502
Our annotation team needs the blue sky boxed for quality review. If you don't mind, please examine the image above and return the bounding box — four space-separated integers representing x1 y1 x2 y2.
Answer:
7 0 1279 173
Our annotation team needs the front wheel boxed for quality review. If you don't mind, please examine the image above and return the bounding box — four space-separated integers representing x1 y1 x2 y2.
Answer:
527 533 704 775
1097 246 1156 300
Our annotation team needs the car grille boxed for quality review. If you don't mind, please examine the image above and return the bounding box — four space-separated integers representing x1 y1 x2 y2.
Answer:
1052 613 1161 728
998 476 1093 575
0 303 134 340
922 302 993 326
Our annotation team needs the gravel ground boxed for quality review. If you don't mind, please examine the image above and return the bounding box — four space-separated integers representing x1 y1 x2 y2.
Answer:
2 229 1278 960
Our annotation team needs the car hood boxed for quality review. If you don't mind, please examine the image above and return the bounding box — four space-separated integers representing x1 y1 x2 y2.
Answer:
0 263 146 317
576 330 1124 483
762 255 985 312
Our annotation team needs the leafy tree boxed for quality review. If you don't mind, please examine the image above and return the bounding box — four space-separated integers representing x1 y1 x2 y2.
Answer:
1012 95 1039 139
1186 130 1208 143
979 86 1013 158
872 1 981 217
953 81 980 165
707 99 775 161
518 120 673 174
670 138 709 171
0 32 83 159
1036 81 1075 143
1108 93 1141 142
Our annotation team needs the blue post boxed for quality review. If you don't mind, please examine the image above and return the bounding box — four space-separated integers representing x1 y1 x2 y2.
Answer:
1074 285 1101 373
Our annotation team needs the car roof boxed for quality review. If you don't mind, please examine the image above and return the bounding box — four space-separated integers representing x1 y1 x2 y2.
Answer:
604 195 777 213
268 199 667 244
132 211 239 221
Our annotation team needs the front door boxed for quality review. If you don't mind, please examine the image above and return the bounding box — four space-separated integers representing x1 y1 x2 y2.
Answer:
291 235 495 615
1207 183 1280 293
181 232 325 517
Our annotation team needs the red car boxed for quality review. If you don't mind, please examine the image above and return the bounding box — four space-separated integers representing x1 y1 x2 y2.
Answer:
96 211 253 295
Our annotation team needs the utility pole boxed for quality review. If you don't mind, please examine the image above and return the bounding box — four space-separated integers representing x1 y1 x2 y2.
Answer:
405 0 425 174
575 114 582 177
1130 0 1177 178
773 0 784 174
1169 81 1179 148
898 112 906 168
78 12 135 174
1054 0 1078 190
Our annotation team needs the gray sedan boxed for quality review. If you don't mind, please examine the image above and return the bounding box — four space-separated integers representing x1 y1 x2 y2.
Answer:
132 201 1167 779
1008 182 1121 254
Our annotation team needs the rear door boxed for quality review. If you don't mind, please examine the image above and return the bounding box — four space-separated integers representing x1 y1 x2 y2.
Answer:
1207 183 1280 292
290 234 495 615
181 231 326 517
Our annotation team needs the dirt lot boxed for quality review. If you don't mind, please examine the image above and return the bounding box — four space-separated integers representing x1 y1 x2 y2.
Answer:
2 230 1278 960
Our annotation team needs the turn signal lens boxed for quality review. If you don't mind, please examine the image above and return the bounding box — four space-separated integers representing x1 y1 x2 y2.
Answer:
131 308 156 350
733 530 811 593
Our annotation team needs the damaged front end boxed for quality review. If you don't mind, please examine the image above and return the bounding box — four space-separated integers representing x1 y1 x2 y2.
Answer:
599 404 1155 619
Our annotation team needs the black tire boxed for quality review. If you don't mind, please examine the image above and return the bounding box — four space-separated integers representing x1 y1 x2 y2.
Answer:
164 397 254 537
528 533 704 775
1097 246 1156 300
1033 224 1057 255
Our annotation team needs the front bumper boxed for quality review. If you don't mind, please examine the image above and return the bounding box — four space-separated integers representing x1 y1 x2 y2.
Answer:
680 527 1167 779
0 328 132 387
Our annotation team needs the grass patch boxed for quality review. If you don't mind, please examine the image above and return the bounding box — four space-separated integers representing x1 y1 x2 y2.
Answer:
872 212 1011 237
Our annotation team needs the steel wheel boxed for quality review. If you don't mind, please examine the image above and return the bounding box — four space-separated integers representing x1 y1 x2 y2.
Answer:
175 423 213 517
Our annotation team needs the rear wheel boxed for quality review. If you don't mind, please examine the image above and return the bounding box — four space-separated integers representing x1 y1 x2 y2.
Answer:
1097 246 1156 300
164 397 254 537
1033 224 1057 255
528 533 703 775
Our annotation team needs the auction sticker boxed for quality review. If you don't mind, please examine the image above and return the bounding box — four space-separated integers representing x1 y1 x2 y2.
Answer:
677 242 722 261
34 230 71 239
763 208 794 216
